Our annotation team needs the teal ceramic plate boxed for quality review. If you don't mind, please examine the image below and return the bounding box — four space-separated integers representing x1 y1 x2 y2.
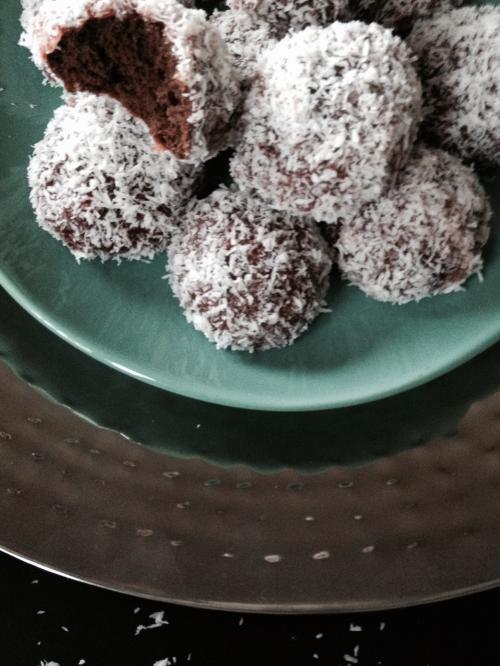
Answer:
1 0 499 412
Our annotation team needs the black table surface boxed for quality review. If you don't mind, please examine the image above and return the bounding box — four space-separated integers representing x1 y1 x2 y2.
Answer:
2 551 500 666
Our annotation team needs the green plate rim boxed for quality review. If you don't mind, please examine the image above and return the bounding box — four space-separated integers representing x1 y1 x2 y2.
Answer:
2 266 500 412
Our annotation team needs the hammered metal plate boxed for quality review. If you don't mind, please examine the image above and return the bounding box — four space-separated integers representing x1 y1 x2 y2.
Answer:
2 287 500 612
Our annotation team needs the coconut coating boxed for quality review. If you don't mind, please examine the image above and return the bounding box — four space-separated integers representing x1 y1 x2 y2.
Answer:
407 6 500 164
20 0 44 28
20 0 240 162
335 147 491 304
230 22 422 224
376 0 462 33
210 9 276 83
168 188 332 351
28 94 201 262
226 0 352 36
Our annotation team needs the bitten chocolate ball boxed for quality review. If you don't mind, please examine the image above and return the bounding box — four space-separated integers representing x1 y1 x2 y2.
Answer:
168 188 332 351
335 146 491 304
28 94 200 262
407 5 500 163
231 21 422 224
20 0 240 162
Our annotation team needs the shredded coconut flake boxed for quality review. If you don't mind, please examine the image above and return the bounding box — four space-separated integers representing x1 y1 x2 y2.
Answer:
135 610 170 636
210 9 276 82
227 0 352 36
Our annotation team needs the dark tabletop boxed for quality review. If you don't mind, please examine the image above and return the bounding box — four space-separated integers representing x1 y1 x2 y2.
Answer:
2 551 500 666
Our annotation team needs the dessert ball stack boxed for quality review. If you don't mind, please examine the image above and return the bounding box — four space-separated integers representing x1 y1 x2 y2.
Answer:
21 0 497 351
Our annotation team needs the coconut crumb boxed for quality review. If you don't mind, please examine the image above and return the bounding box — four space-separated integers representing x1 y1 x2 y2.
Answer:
135 610 170 636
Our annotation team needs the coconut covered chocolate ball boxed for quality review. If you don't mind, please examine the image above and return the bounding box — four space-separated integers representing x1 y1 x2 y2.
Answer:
210 9 276 83
335 147 491 304
407 5 500 163
231 21 422 224
227 0 352 36
20 0 240 162
168 188 332 351
28 94 200 262
375 0 462 34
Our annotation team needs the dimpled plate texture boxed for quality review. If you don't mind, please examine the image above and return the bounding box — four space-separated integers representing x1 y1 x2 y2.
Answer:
3 286 500 611
1 0 500 411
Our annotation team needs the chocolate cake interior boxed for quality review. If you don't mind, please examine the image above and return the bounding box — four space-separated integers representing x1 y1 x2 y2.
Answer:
47 13 192 158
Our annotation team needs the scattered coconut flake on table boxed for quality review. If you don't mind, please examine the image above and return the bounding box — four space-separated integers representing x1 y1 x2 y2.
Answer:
135 611 169 636
153 658 177 666
350 624 363 632
39 661 60 666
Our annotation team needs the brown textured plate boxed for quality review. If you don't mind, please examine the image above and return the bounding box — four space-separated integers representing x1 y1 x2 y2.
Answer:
2 287 500 612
